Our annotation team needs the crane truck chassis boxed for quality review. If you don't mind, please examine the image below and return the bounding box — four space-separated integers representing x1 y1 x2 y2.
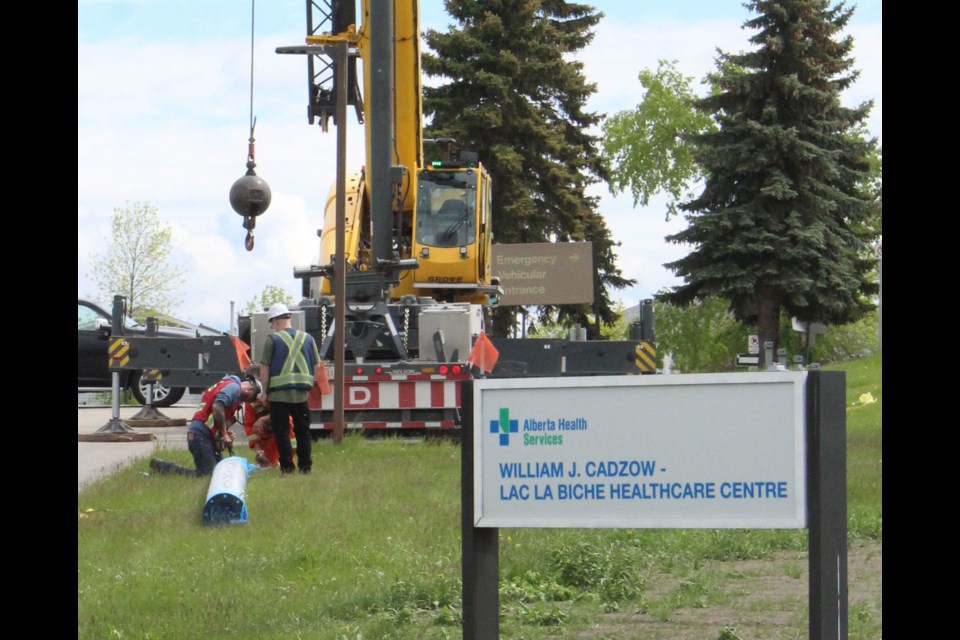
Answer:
109 0 656 435
111 297 655 434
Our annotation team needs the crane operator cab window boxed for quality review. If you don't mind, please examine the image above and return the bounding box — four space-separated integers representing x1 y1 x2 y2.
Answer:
416 171 477 249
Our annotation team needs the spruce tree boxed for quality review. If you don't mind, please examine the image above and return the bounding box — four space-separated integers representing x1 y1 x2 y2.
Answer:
662 0 879 360
423 0 633 337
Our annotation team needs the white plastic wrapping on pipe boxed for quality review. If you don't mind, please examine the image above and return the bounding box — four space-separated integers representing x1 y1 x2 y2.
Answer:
203 456 255 526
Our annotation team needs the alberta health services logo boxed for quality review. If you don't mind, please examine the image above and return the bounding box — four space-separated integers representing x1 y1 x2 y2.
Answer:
490 408 518 446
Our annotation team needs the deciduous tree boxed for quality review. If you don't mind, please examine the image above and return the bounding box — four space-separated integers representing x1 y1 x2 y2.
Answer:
89 201 185 323
603 60 716 219
653 296 750 373
244 285 295 315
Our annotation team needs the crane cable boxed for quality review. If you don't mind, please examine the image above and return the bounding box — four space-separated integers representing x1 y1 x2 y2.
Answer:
229 0 271 251
247 0 257 166
243 0 259 251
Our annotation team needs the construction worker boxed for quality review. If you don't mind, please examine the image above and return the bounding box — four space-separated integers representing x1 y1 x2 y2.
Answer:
242 383 296 468
150 374 259 477
259 303 322 474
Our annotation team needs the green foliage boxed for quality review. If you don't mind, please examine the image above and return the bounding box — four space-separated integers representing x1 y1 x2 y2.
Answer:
500 570 577 603
526 316 572 339
718 626 744 640
656 297 878 373
695 529 806 562
599 302 632 340
244 284 295 315
661 1 879 358
670 575 711 610
778 309 879 365
603 59 717 218
510 603 569 627
526 300 631 340
850 600 883 640
423 1 634 336
859 143 882 237
653 296 750 372
88 201 185 322
549 538 644 603
84 389 136 406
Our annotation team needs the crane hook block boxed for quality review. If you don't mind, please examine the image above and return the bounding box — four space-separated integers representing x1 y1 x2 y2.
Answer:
230 170 272 220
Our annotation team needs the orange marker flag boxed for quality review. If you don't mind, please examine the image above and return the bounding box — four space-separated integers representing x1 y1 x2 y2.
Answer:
315 361 332 395
231 335 252 371
467 331 499 374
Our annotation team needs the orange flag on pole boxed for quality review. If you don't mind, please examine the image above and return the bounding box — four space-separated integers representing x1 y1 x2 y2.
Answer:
315 360 332 395
466 331 499 374
230 335 252 371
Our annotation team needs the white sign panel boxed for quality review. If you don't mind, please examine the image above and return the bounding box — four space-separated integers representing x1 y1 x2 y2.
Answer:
473 372 807 529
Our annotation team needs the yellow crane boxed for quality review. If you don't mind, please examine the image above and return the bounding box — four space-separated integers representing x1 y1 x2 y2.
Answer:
291 0 499 308
111 1 657 435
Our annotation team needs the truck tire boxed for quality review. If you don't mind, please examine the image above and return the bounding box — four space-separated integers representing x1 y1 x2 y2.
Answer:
130 372 185 408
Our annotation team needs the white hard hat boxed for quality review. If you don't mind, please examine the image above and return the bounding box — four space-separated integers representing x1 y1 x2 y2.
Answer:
243 376 261 397
267 303 291 320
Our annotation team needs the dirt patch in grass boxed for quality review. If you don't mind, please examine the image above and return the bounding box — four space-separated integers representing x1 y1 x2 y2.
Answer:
565 540 882 640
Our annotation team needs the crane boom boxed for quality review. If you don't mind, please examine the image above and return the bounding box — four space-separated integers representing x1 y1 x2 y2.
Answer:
287 0 499 314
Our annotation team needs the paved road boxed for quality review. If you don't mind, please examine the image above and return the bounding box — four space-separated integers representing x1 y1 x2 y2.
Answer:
77 403 249 493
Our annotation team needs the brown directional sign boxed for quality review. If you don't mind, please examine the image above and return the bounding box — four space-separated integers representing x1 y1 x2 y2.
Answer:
491 242 593 306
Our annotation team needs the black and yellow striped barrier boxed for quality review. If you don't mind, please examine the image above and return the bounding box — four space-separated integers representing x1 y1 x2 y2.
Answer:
633 341 657 373
108 337 130 370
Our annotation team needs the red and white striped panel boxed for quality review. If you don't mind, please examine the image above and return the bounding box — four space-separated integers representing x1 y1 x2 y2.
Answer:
307 378 462 411
314 421 458 430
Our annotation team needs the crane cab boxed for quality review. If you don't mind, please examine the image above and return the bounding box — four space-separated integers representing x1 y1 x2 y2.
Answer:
399 160 496 305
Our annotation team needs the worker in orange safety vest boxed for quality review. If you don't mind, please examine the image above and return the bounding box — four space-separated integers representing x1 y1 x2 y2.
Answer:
242 396 296 468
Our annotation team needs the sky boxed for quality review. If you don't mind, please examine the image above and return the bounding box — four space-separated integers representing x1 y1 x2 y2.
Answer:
78 1 882 330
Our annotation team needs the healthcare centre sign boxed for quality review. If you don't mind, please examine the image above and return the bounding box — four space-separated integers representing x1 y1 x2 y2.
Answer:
472 372 807 529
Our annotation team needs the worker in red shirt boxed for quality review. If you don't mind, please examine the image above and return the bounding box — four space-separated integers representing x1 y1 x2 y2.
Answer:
150 374 258 477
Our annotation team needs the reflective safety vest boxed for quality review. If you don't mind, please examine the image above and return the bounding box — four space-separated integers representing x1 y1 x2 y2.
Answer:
267 329 317 392
193 376 242 437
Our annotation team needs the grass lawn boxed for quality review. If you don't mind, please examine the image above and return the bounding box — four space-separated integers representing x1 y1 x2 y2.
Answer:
79 353 881 639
